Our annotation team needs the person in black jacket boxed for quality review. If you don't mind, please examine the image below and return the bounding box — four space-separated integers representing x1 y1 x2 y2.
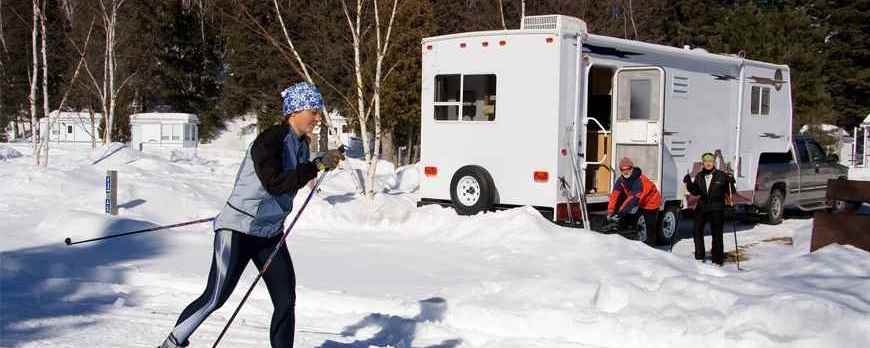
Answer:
158 82 344 348
683 152 736 265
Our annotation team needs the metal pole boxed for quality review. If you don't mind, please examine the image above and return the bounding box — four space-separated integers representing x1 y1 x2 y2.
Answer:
65 217 215 246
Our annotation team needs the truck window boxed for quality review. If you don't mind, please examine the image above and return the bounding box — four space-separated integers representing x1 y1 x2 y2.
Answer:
759 151 794 164
795 141 809 163
806 141 826 162
434 74 496 122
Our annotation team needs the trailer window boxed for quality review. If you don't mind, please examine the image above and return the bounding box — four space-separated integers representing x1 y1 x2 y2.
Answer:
462 75 497 121
629 79 652 120
615 69 661 121
434 74 496 122
751 86 771 116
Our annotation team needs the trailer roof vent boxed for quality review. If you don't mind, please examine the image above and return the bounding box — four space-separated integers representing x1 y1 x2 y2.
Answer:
522 15 587 35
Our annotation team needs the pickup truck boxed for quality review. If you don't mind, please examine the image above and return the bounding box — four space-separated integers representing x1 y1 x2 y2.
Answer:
752 135 850 224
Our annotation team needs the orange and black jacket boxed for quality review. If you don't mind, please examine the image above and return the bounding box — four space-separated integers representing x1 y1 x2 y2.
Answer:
607 167 662 217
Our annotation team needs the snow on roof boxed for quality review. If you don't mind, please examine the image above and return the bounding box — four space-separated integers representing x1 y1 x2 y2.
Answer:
130 112 199 123
863 113 870 125
47 110 102 119
799 123 849 137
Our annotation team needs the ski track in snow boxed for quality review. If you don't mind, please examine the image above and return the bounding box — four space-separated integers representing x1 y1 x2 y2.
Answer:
2 125 869 348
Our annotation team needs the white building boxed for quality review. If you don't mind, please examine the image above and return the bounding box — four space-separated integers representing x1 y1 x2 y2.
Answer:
38 111 102 143
799 123 852 166
130 113 199 152
855 114 870 168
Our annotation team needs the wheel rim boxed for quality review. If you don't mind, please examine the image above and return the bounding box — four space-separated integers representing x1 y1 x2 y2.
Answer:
456 176 481 207
662 211 677 239
636 215 647 242
771 194 783 219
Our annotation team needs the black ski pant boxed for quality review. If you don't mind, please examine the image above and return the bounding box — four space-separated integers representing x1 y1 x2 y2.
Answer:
693 210 724 265
169 229 295 348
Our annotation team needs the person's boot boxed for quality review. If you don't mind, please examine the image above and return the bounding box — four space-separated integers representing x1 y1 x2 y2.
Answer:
158 333 188 348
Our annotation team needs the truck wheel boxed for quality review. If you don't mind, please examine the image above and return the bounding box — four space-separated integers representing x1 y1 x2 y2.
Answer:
450 166 495 215
657 205 681 246
765 189 784 225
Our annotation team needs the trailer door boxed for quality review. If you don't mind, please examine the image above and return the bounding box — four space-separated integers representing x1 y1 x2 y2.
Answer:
611 67 665 188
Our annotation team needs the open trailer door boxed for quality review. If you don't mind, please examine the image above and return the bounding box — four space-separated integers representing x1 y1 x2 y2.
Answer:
610 67 666 189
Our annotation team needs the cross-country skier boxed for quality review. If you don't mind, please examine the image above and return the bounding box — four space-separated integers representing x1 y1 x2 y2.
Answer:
158 82 344 348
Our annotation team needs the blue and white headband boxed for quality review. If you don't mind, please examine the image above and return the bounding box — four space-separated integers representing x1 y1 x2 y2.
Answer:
281 81 324 116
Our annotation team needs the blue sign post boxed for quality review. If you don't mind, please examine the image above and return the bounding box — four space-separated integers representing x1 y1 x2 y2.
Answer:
105 170 118 215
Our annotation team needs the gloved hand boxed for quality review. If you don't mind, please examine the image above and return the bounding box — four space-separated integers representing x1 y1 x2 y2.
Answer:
683 173 692 184
314 148 345 171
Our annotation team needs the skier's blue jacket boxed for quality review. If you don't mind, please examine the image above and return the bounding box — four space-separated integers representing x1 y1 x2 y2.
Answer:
214 125 318 237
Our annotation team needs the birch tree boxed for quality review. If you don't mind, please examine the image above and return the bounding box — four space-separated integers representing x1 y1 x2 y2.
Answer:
237 0 337 151
74 0 132 145
341 0 401 199
28 0 38 165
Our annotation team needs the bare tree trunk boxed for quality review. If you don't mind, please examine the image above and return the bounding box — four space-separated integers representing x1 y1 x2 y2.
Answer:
381 129 396 164
90 109 96 149
270 0 332 152
406 123 414 164
29 0 39 166
39 0 49 167
342 0 371 196
497 0 507 29
627 0 638 40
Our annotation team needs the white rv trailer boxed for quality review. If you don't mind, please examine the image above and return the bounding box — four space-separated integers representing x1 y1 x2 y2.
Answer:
418 15 792 241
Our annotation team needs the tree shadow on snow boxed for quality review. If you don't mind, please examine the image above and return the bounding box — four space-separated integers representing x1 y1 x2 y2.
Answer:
318 297 462 348
0 217 166 346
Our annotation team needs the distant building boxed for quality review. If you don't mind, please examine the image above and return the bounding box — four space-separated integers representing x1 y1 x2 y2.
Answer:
855 114 870 168
38 110 102 144
130 113 199 152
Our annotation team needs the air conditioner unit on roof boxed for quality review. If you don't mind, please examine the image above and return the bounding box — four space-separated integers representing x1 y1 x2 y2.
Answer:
522 15 587 35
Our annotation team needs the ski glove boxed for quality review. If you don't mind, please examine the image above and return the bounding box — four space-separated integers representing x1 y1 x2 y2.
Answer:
315 149 345 171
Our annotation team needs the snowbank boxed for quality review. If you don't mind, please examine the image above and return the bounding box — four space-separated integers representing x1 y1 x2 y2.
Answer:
2 134 869 348
0 144 22 161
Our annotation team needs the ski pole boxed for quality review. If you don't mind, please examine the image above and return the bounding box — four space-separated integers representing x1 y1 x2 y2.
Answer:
64 217 215 246
211 173 327 348
727 178 740 271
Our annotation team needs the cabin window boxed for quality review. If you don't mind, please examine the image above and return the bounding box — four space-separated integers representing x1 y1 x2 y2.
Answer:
67 125 73 134
751 86 771 116
434 74 496 122
162 124 172 141
172 124 182 141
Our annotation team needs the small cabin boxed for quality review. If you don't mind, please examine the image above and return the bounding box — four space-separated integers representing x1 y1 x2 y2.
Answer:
39 111 102 143
130 113 199 152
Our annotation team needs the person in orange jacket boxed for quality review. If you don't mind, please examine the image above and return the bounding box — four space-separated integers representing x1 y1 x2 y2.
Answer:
607 157 662 243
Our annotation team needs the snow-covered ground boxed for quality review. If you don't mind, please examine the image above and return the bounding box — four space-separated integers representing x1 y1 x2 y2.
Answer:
2 126 869 348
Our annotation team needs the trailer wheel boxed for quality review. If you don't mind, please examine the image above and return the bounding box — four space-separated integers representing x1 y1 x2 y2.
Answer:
450 166 495 215
635 215 654 245
765 189 784 225
657 205 681 245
